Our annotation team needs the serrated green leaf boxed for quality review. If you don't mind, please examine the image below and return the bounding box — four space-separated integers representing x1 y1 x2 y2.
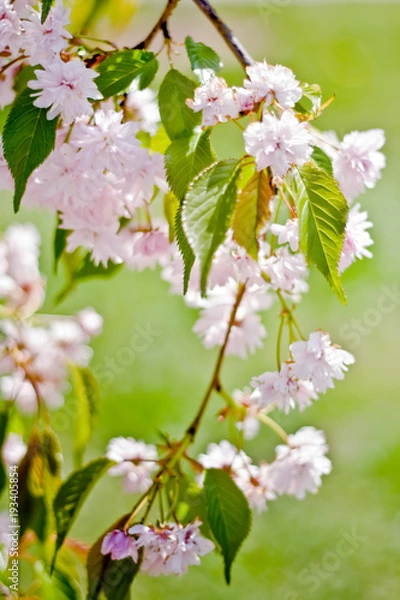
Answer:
182 159 241 294
87 513 140 600
96 50 158 98
232 169 273 260
185 36 222 74
52 458 113 569
69 366 100 469
165 129 216 201
41 0 54 23
3 87 58 212
175 204 195 294
311 145 333 176
204 469 252 584
159 69 201 141
299 163 348 304
164 192 179 243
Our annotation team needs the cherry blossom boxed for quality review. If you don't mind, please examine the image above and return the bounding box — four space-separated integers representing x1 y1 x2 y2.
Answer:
22 0 72 66
29 58 102 124
290 331 355 394
244 62 302 108
101 529 139 561
268 426 332 499
187 75 239 126
0 0 21 55
244 111 312 176
1 433 27 467
270 218 299 252
333 129 386 201
106 436 158 494
339 203 373 273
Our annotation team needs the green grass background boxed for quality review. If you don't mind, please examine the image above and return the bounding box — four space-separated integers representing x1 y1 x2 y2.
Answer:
1 2 400 598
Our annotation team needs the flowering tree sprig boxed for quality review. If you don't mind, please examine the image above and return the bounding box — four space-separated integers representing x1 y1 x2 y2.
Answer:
0 0 385 597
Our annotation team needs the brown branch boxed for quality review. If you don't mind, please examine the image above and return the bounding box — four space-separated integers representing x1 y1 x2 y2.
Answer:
134 0 182 50
191 0 254 69
186 281 247 439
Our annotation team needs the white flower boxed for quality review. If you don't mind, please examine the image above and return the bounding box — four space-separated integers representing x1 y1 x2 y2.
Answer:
0 58 17 109
121 226 170 271
235 463 276 513
244 111 312 176
244 62 302 108
129 520 214 577
0 0 21 55
106 436 158 494
77 308 103 337
22 0 72 66
268 426 332 499
270 218 299 252
264 247 308 296
251 362 318 413
197 440 251 475
101 529 139 562
29 58 102 124
0 513 11 572
233 87 256 113
193 282 271 359
339 203 373 273
290 331 355 394
333 129 385 201
187 75 239 126
1 433 26 467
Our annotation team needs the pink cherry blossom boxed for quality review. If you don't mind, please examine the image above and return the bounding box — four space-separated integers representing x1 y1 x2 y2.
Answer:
244 62 302 108
22 0 72 66
106 437 158 494
187 75 239 126
339 203 373 273
101 529 139 562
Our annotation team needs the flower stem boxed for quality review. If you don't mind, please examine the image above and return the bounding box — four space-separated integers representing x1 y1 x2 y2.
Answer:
258 413 288 443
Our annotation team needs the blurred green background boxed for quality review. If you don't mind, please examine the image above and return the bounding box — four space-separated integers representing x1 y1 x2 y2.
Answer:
2 1 400 598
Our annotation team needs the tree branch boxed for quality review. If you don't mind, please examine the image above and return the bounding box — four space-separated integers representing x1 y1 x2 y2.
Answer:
135 0 182 50
191 0 253 69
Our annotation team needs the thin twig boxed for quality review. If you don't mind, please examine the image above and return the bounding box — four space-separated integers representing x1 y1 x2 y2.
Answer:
134 0 182 50
191 0 253 69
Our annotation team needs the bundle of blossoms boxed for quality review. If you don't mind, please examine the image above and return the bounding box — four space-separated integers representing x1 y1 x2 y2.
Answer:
0 0 385 597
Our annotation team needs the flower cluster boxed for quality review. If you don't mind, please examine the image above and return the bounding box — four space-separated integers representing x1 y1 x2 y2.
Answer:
0 223 102 414
101 520 214 577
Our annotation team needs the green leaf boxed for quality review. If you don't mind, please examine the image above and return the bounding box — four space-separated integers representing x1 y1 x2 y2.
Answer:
299 163 349 304
175 204 195 294
232 169 273 260
165 129 216 201
41 0 54 23
159 69 201 141
96 50 158 99
311 145 333 176
52 458 113 569
182 159 241 293
18 428 62 543
69 366 100 469
3 87 58 212
204 469 252 584
87 513 141 600
295 83 323 118
185 36 222 74
163 192 179 243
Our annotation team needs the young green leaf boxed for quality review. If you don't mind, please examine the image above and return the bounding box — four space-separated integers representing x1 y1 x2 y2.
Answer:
185 36 222 74
159 69 201 140
3 87 58 212
175 204 195 294
87 513 141 600
69 366 101 469
232 169 273 260
204 469 252 584
96 49 158 98
182 159 241 293
52 458 113 568
53 214 69 273
165 129 216 201
41 0 54 23
295 83 323 119
299 163 349 304
311 146 333 176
